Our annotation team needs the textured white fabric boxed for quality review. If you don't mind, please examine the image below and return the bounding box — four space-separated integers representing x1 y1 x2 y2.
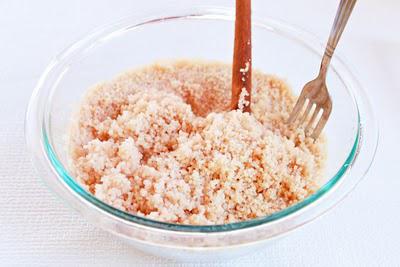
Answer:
1 0 399 266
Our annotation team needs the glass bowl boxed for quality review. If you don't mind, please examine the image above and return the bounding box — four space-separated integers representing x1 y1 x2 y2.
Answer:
25 6 378 261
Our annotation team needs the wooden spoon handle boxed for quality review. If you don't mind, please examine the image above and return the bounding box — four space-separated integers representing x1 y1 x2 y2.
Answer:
231 0 252 112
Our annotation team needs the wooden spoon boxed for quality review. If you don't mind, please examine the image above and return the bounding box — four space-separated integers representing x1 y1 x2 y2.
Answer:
231 0 252 112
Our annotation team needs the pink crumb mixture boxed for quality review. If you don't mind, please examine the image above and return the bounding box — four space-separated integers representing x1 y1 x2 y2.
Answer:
68 60 326 225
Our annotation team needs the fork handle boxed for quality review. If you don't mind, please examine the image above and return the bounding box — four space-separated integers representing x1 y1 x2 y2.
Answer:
319 0 357 78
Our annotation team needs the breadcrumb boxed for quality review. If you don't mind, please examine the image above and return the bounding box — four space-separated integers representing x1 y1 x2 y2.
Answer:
68 60 326 225
238 87 250 111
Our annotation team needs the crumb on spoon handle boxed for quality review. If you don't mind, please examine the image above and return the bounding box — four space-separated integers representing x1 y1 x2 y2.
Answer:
231 0 252 113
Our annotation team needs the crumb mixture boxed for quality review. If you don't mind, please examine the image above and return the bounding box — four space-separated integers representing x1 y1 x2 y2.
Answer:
69 60 326 225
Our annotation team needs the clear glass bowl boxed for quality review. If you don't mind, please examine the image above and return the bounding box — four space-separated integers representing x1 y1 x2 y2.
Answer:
25 7 378 261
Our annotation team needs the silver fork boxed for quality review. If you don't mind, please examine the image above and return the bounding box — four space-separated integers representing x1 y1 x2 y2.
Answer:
287 0 357 140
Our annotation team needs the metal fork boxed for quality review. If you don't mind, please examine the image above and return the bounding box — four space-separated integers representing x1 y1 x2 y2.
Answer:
287 0 357 140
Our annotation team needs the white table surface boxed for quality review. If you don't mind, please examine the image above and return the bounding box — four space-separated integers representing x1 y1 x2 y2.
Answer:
1 0 399 266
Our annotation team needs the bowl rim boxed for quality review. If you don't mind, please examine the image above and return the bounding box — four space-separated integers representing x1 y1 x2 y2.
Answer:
25 6 378 235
